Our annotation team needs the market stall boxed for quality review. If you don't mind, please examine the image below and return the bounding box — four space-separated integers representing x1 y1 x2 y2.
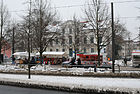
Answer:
13 52 35 64
36 52 67 65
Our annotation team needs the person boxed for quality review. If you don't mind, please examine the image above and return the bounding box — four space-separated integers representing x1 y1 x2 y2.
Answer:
77 58 81 65
30 57 35 65
124 57 127 66
43 56 47 65
70 58 75 65
12 57 16 64
25 58 28 64
62 57 66 62
36 57 40 64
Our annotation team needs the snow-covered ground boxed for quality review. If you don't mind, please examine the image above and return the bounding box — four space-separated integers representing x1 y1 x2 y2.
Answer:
0 63 140 93
0 62 140 74
0 73 140 93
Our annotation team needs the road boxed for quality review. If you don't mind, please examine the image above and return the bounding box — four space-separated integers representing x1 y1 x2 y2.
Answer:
0 85 83 94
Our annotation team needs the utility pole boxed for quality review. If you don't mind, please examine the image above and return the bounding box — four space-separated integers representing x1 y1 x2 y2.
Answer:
139 27 140 50
97 4 100 72
0 0 4 64
128 33 131 57
111 2 115 73
39 0 43 64
28 0 31 79
12 27 15 64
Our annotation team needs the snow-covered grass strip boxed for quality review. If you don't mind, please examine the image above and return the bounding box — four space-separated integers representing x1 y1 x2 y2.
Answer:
0 73 139 93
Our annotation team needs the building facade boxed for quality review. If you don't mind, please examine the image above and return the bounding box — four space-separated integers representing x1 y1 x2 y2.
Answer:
46 20 97 57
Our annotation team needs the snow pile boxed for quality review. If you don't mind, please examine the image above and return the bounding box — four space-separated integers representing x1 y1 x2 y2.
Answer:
0 65 25 72
0 64 140 75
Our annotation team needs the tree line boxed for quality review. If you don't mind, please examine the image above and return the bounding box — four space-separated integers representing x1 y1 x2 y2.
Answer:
0 0 129 63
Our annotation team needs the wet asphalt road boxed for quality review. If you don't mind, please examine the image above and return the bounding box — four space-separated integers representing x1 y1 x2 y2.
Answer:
0 85 83 94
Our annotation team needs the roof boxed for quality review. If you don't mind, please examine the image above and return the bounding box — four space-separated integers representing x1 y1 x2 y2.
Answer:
36 52 65 56
13 52 35 57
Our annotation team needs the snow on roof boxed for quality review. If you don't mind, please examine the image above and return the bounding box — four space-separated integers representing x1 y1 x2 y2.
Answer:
47 24 61 32
13 52 35 57
36 52 65 56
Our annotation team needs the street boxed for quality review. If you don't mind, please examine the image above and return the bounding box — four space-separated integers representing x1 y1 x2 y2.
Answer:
0 85 83 94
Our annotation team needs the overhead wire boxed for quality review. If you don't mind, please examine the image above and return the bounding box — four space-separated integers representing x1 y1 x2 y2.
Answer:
7 0 140 21
8 0 140 12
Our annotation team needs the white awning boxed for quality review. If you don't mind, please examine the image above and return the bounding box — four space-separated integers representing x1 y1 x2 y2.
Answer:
13 52 35 57
36 52 66 58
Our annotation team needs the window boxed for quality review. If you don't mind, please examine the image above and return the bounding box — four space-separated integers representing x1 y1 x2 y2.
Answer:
90 36 94 43
69 36 72 44
62 28 65 34
84 37 87 44
104 48 106 53
62 39 65 45
69 49 73 57
91 48 94 53
62 49 65 52
84 48 86 53
56 49 59 52
69 28 72 34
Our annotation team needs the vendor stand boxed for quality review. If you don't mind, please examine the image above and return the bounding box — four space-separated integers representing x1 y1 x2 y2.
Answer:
36 52 66 65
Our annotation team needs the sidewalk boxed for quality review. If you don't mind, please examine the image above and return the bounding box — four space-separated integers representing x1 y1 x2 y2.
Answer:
0 73 140 93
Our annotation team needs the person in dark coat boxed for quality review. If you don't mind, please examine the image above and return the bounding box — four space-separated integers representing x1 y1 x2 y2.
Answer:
70 58 75 65
124 57 127 66
23 58 28 64
12 57 16 64
77 58 81 65
30 57 35 65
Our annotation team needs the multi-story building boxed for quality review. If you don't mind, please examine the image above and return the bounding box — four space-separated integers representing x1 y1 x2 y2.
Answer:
46 20 97 57
133 41 140 51
121 40 133 58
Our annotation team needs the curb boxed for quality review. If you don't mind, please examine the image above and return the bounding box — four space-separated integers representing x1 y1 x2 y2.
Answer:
0 71 140 78
0 80 133 94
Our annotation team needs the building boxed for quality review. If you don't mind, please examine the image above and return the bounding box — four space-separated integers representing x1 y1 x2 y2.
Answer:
46 20 97 57
1 41 12 60
121 40 133 58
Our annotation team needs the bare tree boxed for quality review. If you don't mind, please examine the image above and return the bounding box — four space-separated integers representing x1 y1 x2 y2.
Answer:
84 0 111 65
114 20 128 59
30 0 59 63
106 19 129 59
0 0 10 63
72 16 82 59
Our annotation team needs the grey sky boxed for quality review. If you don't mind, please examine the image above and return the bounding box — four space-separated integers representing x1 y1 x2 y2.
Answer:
3 0 140 39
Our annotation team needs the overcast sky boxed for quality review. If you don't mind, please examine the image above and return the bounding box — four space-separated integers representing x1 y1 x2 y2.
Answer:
3 0 140 39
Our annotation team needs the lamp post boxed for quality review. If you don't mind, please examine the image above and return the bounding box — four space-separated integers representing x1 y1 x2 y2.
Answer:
28 0 32 79
12 27 15 64
111 2 115 73
0 0 4 64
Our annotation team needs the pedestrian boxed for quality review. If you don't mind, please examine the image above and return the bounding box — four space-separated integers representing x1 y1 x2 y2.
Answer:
23 58 28 64
30 57 35 66
124 57 127 66
77 58 81 65
12 57 16 64
71 58 75 65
